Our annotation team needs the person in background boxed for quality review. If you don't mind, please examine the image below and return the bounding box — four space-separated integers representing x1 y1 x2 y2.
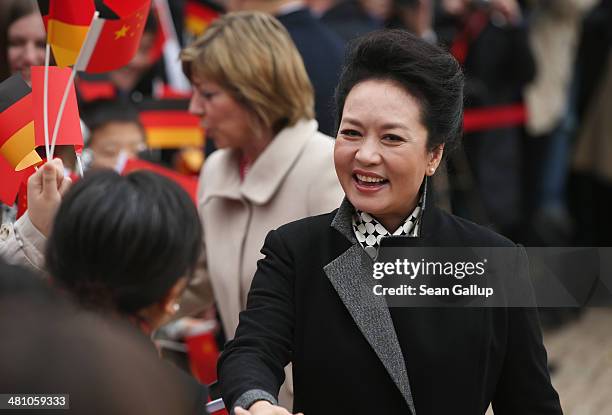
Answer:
522 0 596 244
179 11 344 408
386 0 437 42
81 100 148 170
0 259 207 415
571 0 612 245
435 0 535 238
0 0 45 84
227 0 345 136
359 0 395 22
306 0 381 43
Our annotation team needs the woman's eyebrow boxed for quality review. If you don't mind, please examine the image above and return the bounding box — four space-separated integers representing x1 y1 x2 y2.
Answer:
341 117 412 134
340 117 364 128
380 122 410 131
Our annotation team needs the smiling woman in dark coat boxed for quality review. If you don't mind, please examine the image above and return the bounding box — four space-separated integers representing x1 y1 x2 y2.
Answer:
218 30 562 415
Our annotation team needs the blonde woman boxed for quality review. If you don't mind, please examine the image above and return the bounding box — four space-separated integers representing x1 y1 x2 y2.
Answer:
179 11 344 408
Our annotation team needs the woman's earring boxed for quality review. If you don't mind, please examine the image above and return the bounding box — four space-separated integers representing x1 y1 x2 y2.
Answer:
172 303 180 313
429 167 435 175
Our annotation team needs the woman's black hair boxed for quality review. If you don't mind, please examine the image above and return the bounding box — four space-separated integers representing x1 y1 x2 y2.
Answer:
0 0 39 81
335 29 465 151
46 170 202 315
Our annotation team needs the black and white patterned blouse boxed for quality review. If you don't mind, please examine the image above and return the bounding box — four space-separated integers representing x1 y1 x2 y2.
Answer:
352 194 424 259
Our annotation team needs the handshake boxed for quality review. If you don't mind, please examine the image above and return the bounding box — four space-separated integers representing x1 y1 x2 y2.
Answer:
235 401 304 415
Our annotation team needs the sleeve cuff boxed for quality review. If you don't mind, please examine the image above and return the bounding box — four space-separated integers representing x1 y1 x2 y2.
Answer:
15 213 47 253
232 389 278 414
14 213 47 269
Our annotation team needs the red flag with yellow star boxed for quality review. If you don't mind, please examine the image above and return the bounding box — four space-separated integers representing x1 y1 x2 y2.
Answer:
75 0 151 73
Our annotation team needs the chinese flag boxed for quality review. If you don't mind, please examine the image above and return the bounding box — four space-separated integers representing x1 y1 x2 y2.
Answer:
75 0 152 73
31 66 84 153
38 0 96 67
0 76 42 171
185 331 220 385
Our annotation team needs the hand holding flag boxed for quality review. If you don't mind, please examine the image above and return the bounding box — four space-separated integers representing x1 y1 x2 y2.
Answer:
27 159 72 237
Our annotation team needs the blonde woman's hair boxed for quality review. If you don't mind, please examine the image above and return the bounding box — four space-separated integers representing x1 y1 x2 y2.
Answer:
181 11 314 132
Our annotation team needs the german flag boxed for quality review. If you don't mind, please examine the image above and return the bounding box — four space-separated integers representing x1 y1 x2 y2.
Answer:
0 158 35 206
0 75 42 172
38 0 96 67
184 0 223 41
138 99 204 149
75 0 152 73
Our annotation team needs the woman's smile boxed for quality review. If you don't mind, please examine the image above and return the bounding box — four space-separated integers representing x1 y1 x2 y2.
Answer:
353 169 389 193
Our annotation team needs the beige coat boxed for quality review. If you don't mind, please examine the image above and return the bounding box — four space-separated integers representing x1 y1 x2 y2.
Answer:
181 119 344 338
179 119 343 410
524 0 597 135
573 52 612 182
0 214 46 271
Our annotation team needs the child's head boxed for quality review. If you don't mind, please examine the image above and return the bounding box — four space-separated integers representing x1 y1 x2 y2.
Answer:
46 170 201 331
82 100 146 169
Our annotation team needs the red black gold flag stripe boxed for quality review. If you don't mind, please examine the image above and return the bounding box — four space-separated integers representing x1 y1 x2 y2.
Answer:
138 99 204 149
37 0 96 67
0 75 41 171
184 0 223 39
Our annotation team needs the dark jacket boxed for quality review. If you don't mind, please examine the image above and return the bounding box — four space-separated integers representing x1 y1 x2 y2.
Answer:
320 0 381 43
218 199 562 415
277 8 345 136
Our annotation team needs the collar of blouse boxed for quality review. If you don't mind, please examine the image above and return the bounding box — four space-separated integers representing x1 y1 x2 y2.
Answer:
352 191 424 259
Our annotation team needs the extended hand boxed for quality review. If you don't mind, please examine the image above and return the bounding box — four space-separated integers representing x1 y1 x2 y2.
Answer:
235 400 304 415
27 159 72 237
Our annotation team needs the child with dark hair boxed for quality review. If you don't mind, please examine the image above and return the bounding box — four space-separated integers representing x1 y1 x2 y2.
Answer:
46 169 202 329
81 99 147 170
0 161 209 414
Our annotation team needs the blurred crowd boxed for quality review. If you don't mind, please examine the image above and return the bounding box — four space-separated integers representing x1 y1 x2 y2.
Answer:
1 0 611 413
2 0 611 245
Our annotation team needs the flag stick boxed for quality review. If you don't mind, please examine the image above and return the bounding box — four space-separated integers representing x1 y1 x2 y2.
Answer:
49 11 100 159
76 153 84 177
43 44 51 160
48 67 77 159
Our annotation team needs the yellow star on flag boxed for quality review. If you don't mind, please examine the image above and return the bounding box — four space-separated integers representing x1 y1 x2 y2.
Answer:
114 25 129 40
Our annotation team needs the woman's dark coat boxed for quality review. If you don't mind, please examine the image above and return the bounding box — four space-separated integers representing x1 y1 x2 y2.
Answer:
218 199 562 415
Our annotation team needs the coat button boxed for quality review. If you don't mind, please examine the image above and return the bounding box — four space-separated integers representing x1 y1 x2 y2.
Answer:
0 225 9 241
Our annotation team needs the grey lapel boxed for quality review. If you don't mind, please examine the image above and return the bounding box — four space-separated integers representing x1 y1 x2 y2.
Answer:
323 199 417 414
